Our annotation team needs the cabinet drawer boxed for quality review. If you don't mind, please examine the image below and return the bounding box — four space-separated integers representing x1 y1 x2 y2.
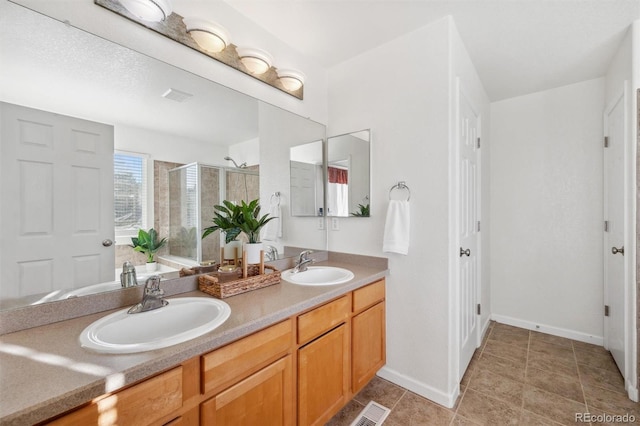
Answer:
49 367 182 426
297 295 350 345
352 279 385 313
202 319 292 395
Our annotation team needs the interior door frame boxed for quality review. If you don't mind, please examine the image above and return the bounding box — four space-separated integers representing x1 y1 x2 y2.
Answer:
450 77 483 390
603 82 638 401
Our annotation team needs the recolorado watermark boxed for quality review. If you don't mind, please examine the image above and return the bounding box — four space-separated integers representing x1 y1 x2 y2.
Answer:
575 412 635 423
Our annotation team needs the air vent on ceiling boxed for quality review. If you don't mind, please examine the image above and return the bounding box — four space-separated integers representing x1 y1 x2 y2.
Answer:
162 88 193 102
350 401 391 426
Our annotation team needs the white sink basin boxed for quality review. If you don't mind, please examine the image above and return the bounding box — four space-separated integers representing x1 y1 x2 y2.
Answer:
79 297 231 354
281 266 354 286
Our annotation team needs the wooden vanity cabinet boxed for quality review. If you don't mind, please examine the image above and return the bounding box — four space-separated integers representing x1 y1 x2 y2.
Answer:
41 279 386 426
351 279 386 394
297 296 351 426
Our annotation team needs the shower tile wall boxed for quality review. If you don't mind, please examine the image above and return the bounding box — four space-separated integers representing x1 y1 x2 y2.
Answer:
226 165 260 204
201 166 220 263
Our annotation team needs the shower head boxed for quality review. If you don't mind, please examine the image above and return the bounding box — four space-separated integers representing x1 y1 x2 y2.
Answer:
224 156 247 169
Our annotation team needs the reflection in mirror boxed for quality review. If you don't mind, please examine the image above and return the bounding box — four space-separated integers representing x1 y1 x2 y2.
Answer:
326 130 371 217
289 140 324 217
0 2 326 311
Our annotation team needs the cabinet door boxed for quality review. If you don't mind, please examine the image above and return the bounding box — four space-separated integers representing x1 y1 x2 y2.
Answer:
298 324 350 426
201 356 293 426
352 302 386 393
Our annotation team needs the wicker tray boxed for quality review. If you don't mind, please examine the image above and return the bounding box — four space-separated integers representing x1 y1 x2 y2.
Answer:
198 265 281 299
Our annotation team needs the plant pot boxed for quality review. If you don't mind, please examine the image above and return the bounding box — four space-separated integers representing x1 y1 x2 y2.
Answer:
224 240 241 260
145 261 158 272
244 242 263 265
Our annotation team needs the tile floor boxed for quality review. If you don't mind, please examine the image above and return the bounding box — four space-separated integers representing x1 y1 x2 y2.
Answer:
327 321 638 425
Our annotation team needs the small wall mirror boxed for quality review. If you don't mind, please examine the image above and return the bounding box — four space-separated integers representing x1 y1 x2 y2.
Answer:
326 130 371 217
289 140 325 217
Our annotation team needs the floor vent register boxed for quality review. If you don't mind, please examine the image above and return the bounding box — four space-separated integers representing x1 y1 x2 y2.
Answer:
349 401 391 426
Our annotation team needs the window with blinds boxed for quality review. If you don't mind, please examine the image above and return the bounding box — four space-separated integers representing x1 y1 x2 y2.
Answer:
114 152 148 237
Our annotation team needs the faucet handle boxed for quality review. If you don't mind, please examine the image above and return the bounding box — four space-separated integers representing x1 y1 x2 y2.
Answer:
144 276 162 293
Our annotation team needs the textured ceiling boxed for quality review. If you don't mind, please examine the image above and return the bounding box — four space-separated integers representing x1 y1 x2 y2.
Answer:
220 0 640 100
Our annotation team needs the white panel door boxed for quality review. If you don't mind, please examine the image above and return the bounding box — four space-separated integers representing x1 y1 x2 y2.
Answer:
604 92 625 375
290 160 317 216
458 88 480 380
0 102 114 299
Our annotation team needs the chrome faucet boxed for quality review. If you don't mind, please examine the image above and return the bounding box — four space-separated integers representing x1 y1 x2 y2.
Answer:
127 276 168 314
292 250 314 273
265 245 279 261
120 261 138 288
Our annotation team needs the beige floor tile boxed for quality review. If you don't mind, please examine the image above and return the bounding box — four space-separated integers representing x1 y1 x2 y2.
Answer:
457 389 520 426
578 364 626 394
522 385 588 425
492 322 529 335
527 350 578 379
451 414 483 425
529 339 575 360
530 331 573 348
325 399 365 426
572 340 610 355
383 391 454 426
476 352 526 382
468 369 524 406
574 348 620 373
489 327 530 348
526 367 584 403
483 339 528 363
352 376 406 409
519 409 565 425
582 384 640 417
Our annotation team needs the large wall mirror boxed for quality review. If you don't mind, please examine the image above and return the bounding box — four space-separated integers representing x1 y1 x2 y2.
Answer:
326 130 371 217
0 2 326 311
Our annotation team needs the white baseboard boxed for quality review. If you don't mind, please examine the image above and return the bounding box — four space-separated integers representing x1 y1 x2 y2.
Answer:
376 366 458 409
490 314 604 346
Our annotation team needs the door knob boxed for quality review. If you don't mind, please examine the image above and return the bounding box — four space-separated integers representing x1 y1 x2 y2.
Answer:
611 246 624 255
102 239 114 247
460 248 471 257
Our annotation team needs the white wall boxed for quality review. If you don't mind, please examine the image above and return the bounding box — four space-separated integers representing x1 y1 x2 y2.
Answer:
115 124 229 166
13 0 329 124
490 78 605 341
327 16 490 406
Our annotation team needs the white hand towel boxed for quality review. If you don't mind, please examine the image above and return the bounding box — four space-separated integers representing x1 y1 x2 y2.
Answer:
262 204 282 241
383 200 410 255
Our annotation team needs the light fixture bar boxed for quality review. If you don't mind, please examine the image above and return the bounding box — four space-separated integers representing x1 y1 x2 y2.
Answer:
95 0 304 99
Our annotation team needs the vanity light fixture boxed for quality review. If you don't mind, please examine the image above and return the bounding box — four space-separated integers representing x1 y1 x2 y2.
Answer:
236 47 273 75
96 0 304 99
119 0 172 22
183 18 229 53
277 69 305 91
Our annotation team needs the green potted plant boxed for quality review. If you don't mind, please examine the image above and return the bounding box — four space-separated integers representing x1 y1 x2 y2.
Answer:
130 228 167 272
203 200 243 260
236 199 277 264
350 203 370 217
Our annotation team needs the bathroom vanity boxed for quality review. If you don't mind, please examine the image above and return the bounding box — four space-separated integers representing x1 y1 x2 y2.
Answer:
0 256 387 425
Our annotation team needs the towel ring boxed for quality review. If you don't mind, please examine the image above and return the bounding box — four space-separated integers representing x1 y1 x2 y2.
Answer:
389 182 411 201
270 191 281 207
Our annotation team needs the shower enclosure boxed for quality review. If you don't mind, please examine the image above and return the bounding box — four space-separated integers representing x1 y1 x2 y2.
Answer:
168 163 259 265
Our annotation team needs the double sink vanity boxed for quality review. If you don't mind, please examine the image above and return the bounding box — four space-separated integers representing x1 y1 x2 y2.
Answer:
0 252 387 425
